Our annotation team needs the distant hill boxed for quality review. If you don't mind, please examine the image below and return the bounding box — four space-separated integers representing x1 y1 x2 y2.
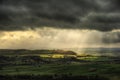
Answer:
0 49 77 55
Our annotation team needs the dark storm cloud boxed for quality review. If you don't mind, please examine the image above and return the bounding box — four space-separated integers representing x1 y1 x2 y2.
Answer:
102 32 120 43
79 13 120 31
111 0 120 10
0 0 120 31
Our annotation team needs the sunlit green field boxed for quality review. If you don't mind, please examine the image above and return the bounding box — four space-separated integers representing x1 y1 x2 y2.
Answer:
39 54 112 61
40 54 76 58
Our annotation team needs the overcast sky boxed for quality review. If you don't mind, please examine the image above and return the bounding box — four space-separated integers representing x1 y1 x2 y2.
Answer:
0 0 120 49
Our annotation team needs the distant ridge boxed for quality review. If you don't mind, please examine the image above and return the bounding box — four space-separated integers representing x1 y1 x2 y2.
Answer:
0 49 77 55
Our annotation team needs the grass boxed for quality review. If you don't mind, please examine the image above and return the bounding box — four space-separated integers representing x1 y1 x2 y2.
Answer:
1 63 120 76
0 51 120 80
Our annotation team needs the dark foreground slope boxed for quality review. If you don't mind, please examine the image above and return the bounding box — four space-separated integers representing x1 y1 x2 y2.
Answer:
0 75 108 80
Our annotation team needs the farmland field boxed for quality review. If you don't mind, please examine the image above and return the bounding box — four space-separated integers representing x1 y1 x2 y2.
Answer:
0 49 120 80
